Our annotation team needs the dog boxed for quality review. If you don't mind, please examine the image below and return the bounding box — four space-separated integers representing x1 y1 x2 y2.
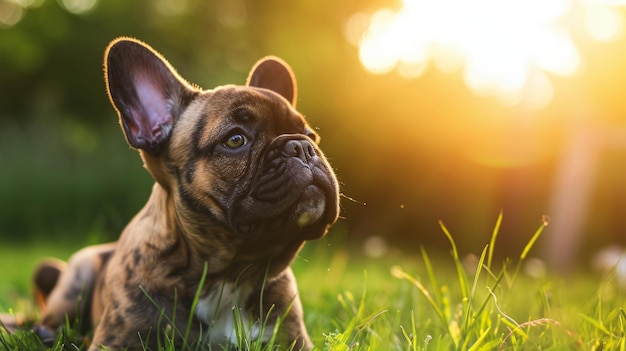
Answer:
29 37 339 350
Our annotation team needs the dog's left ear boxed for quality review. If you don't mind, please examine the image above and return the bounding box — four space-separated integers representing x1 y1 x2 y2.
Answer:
105 38 198 155
246 57 298 107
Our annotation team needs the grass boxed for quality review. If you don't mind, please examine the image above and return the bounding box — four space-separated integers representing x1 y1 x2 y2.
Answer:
1 214 626 350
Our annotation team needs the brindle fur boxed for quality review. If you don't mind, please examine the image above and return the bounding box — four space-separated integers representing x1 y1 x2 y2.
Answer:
31 37 339 350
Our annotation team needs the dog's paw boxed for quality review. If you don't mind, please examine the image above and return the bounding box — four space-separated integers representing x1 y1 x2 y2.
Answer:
33 324 57 347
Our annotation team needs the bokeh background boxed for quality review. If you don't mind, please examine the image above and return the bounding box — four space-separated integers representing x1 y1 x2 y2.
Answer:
2 0 626 272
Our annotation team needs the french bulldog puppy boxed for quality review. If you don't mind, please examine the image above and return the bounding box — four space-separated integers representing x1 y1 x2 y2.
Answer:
33 37 339 350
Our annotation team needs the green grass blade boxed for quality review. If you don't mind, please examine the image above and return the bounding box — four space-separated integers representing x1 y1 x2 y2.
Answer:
391 266 453 345
439 221 470 304
139 285 184 342
579 313 613 336
467 326 490 351
420 246 443 308
487 287 519 330
184 261 208 346
474 268 506 319
511 217 547 283
399 311 418 351
520 218 547 261
487 211 503 270
390 266 445 323
463 245 488 334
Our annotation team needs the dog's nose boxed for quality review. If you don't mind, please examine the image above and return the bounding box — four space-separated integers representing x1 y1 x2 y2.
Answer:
281 139 316 162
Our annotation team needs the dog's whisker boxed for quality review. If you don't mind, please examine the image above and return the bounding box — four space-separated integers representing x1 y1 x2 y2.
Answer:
340 193 366 206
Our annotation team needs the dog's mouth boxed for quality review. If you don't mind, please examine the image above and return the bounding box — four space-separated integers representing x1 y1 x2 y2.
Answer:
229 135 339 239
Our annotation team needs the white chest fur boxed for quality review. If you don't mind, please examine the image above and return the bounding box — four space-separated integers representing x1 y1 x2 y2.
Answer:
195 282 274 347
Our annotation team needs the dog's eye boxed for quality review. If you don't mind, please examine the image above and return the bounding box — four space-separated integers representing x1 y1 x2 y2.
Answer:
224 133 247 149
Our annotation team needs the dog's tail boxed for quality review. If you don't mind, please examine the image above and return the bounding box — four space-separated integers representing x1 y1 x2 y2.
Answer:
0 260 64 334
33 258 66 311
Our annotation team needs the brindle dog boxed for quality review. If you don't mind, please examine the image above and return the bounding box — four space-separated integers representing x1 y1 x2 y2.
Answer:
29 38 339 350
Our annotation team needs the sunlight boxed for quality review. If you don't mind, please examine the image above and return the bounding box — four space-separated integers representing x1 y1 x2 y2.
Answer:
153 0 189 17
0 2 23 27
349 0 626 109
60 0 98 15
0 0 44 27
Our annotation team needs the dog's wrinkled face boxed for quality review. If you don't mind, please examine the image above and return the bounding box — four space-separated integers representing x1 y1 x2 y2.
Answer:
105 38 339 263
170 87 339 244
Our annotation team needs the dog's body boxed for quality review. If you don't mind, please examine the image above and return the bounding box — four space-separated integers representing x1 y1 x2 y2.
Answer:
32 38 339 350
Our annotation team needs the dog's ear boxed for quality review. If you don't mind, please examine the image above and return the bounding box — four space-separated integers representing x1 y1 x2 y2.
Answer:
246 57 297 107
104 38 197 154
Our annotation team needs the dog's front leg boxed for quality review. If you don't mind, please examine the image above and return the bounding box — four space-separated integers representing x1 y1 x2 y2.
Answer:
261 268 313 351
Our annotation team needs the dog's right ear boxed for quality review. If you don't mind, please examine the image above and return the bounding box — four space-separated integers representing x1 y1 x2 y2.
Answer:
104 38 198 155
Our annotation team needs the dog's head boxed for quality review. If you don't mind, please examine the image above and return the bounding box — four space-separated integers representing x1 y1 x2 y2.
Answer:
104 38 339 266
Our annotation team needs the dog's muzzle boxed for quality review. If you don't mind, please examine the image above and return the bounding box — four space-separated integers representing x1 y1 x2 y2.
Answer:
231 135 339 238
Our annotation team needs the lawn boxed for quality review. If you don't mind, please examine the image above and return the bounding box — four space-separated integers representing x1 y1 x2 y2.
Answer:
1 216 624 350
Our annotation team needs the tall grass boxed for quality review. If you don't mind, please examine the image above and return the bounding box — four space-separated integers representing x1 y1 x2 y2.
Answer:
2 214 626 350
312 213 624 350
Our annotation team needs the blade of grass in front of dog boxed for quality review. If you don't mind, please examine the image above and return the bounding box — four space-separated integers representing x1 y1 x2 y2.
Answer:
259 264 270 320
184 262 208 346
257 304 279 350
139 285 188 346
232 307 247 350
171 287 179 348
253 262 274 350
265 297 295 350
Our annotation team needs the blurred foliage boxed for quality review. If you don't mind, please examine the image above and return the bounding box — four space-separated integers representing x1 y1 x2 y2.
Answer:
0 0 389 243
2 0 626 266
0 120 151 242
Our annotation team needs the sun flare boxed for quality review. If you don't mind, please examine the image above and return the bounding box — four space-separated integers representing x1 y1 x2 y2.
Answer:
347 0 626 109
